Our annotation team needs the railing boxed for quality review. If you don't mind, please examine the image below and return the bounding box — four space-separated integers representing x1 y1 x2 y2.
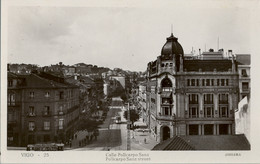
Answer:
28 127 36 132
156 114 173 121
58 111 64 115
42 111 52 117
27 113 36 117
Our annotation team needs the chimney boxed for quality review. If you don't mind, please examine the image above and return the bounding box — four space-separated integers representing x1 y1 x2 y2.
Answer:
228 50 232 57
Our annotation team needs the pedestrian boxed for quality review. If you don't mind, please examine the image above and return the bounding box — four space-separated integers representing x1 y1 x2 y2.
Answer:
144 138 146 144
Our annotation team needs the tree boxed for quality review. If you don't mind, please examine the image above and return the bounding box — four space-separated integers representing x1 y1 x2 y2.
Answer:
77 118 101 132
123 109 140 125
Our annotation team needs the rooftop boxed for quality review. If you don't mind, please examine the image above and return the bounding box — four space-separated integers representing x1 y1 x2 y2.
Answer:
153 134 250 150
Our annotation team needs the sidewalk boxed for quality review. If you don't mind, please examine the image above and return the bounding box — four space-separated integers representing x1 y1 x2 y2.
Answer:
123 109 158 150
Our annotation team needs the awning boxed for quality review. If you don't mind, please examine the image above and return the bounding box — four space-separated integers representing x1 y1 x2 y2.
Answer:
161 92 172 98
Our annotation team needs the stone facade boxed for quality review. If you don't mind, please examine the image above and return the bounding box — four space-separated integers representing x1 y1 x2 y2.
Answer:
146 33 240 142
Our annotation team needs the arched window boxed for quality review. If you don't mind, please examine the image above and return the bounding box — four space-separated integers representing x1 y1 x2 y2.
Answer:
161 78 172 88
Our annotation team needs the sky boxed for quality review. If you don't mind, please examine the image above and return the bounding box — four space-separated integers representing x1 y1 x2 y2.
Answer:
7 0 258 72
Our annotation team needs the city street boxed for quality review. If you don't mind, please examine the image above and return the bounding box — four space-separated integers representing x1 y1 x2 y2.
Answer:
72 104 126 151
71 103 157 151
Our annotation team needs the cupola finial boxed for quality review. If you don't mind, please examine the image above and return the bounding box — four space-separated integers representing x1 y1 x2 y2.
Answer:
171 24 173 36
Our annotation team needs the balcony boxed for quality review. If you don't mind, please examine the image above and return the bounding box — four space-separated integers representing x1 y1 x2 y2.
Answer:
42 111 52 117
27 113 36 117
156 113 173 121
241 87 250 93
28 127 36 132
58 111 64 115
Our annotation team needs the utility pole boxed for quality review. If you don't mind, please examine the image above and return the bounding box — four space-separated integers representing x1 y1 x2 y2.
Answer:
127 102 131 150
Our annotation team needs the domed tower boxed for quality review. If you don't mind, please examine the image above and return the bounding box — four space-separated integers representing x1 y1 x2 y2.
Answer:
159 33 184 74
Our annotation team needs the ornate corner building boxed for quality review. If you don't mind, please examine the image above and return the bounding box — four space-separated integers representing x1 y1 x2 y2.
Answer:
146 33 240 142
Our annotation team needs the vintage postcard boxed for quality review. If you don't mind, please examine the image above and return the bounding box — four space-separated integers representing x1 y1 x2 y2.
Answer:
1 0 260 163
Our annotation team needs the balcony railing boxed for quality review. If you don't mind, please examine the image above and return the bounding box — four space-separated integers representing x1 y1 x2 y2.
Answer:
27 113 36 117
58 111 64 115
42 111 52 117
157 113 173 120
28 127 36 132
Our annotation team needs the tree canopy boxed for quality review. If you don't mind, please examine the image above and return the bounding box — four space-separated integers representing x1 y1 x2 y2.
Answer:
77 118 101 132
123 109 140 125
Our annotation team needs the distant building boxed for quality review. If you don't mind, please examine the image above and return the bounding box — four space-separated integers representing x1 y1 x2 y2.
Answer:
137 82 148 126
236 54 251 100
110 76 126 89
146 33 240 142
7 72 80 146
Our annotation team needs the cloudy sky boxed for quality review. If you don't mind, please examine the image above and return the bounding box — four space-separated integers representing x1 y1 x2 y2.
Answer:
7 0 258 71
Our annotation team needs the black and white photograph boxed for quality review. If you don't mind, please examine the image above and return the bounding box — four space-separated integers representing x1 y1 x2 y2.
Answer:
1 0 260 163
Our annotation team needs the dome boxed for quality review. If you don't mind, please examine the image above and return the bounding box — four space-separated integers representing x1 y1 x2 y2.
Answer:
161 33 184 58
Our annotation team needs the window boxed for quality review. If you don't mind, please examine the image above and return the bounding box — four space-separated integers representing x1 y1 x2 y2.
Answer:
59 106 63 115
45 92 50 98
204 124 214 135
44 121 50 130
189 107 199 118
202 79 205 86
189 94 198 104
241 69 248 77
204 94 213 104
29 121 35 131
189 125 199 135
29 92 34 98
219 94 228 104
8 80 13 87
161 63 165 67
187 79 190 86
211 79 214 86
161 78 172 88
162 107 171 116
196 79 200 86
59 119 64 129
219 106 228 118
44 106 50 116
28 106 35 116
191 79 195 86
204 106 214 118
220 79 225 86
217 79 220 86
242 82 249 91
226 79 229 86
59 91 64 99
169 63 173 67
206 79 210 86
8 94 15 106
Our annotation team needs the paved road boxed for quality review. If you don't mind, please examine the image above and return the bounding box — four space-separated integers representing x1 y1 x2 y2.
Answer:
73 106 123 151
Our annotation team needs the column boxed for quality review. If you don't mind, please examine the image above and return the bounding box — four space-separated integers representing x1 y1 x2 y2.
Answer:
201 125 204 135
199 93 203 117
213 124 217 135
185 94 189 118
228 93 233 118
198 125 201 135
228 124 231 135
214 93 219 118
